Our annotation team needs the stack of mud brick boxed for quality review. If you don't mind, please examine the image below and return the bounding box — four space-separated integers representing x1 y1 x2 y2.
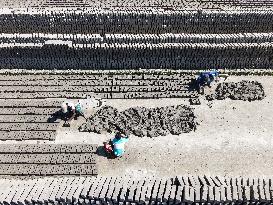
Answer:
4 0 273 9
0 71 197 140
204 0 273 8
1 0 273 10
42 0 89 7
0 72 197 100
0 9 273 69
0 72 63 141
0 144 98 175
0 97 61 141
0 175 272 204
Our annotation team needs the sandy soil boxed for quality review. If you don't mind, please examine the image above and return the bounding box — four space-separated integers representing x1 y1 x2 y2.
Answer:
51 75 273 178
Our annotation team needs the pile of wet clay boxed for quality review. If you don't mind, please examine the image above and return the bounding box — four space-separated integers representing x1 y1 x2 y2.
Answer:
206 80 265 101
79 105 196 137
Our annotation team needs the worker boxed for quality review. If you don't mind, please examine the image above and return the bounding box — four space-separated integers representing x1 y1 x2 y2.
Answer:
74 100 86 120
112 131 129 157
196 71 219 93
104 131 129 158
61 100 86 126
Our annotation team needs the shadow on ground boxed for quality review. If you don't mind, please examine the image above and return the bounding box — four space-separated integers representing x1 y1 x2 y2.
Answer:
47 110 63 123
96 146 116 159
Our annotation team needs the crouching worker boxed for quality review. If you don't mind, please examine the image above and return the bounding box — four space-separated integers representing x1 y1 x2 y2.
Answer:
196 71 219 94
104 131 129 158
61 100 86 127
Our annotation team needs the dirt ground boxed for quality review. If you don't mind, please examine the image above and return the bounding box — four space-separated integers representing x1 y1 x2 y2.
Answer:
51 75 273 178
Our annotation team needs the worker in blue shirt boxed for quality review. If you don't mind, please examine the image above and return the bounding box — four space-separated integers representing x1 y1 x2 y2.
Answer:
196 71 219 93
112 132 129 157
103 131 129 158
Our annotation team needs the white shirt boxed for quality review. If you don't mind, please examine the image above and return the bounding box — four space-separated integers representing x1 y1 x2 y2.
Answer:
61 102 75 113
67 102 75 110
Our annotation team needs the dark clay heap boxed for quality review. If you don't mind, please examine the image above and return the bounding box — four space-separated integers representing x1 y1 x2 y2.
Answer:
206 80 265 101
79 105 196 137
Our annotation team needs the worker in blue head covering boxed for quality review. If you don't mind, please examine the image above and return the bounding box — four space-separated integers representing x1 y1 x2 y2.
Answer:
196 70 219 93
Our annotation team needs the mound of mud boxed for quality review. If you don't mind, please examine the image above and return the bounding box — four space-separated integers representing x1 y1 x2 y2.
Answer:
79 105 196 137
206 80 265 101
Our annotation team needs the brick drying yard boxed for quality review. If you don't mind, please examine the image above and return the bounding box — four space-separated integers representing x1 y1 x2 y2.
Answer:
1 72 271 178
0 0 273 204
0 70 272 204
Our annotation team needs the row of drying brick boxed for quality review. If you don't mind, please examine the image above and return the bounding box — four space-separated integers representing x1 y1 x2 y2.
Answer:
0 98 59 140
0 7 270 14
2 43 273 53
0 73 193 81
0 0 263 9
0 98 61 126
0 164 97 176
3 33 273 44
0 144 98 175
0 73 195 100
0 79 192 86
0 91 198 99
41 1 91 7
0 115 60 123
0 123 58 131
0 175 272 204
0 58 270 70
0 0 195 8
40 0 273 8
0 0 197 9
0 153 96 164
40 0 217 9
0 100 62 108
0 108 58 115
0 54 271 70
0 85 190 93
0 131 56 141
0 10 273 34
100 33 273 44
210 0 273 8
0 144 98 153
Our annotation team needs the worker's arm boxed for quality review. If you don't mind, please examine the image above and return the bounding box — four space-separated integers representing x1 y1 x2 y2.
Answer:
121 137 129 143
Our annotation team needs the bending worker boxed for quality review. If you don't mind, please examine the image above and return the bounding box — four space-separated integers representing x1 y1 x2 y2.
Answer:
112 131 129 157
61 100 86 126
104 131 129 158
196 70 219 93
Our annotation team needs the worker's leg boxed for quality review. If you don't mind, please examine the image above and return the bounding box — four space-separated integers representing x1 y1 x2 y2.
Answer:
209 76 214 87
197 83 202 94
63 112 69 121
109 139 114 150
75 111 86 120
